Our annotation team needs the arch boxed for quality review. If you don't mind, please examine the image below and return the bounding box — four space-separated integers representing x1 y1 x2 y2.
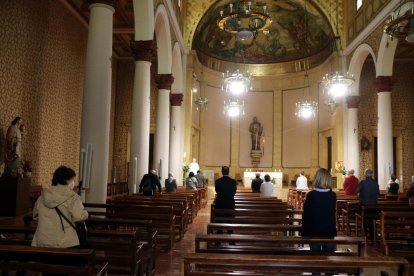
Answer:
377 33 398 76
154 5 172 74
171 43 183 94
348 43 377 95
132 0 154 40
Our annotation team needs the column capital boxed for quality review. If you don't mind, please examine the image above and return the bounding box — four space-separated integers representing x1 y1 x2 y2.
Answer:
130 40 156 62
156 74 174 90
170 94 183 106
375 76 394 92
88 0 117 8
346 95 361 109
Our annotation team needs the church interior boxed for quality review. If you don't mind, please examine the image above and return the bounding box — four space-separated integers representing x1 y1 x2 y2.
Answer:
0 0 414 275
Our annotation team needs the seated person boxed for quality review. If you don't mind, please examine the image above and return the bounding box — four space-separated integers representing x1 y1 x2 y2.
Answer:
251 173 263 193
164 172 177 193
260 174 273 197
387 174 399 195
186 172 197 190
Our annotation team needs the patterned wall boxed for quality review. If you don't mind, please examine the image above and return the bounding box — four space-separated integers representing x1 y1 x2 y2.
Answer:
359 60 414 188
0 0 87 186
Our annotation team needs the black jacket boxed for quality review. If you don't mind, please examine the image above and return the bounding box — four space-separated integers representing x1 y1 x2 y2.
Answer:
215 176 237 209
164 179 177 193
251 177 263 193
301 189 337 237
139 173 161 195
356 178 379 205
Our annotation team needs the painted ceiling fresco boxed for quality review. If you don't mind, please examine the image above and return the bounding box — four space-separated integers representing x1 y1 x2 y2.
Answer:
193 0 335 65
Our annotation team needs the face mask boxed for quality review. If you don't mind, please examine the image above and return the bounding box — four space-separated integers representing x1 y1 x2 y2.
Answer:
69 180 75 190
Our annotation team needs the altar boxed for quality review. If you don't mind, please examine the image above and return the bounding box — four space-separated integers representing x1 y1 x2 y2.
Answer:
243 171 283 189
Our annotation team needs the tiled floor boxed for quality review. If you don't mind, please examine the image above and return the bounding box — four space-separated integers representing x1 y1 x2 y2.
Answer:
155 202 211 276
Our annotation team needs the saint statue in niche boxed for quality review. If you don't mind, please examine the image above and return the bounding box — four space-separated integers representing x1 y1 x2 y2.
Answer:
249 117 263 151
4 117 24 176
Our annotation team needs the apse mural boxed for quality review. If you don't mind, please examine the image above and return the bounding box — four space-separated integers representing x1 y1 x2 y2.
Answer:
193 0 334 65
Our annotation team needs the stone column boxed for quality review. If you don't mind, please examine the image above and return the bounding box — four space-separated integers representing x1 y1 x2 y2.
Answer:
80 0 115 203
154 74 174 183
376 76 394 189
346 96 361 177
129 40 156 194
169 94 184 186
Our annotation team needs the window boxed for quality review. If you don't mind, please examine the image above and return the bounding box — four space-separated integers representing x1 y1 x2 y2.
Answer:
356 0 363 11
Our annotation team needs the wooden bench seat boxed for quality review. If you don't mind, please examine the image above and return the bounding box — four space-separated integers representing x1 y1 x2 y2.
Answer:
355 205 413 237
0 226 144 276
376 211 414 260
84 203 175 253
184 253 410 276
0 244 108 276
211 208 302 224
108 197 188 241
85 216 156 276
195 234 365 256
207 223 302 236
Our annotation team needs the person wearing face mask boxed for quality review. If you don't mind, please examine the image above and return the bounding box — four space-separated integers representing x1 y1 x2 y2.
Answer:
164 172 177 193
32 166 88 248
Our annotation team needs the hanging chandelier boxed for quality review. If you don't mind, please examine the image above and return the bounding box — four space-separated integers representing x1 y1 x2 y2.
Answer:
384 1 414 43
194 69 208 112
295 73 318 119
217 0 272 41
321 0 354 98
224 98 245 117
222 69 252 96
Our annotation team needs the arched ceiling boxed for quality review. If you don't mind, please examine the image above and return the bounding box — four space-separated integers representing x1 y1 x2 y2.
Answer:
186 0 344 74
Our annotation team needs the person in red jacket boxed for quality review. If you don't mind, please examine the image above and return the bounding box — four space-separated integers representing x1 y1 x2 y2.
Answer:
343 169 359 195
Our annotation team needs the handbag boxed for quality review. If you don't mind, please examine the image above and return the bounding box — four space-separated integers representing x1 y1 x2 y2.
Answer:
55 207 88 248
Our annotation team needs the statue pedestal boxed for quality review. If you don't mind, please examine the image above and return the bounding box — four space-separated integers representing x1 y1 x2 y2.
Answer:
250 150 263 168
0 176 31 216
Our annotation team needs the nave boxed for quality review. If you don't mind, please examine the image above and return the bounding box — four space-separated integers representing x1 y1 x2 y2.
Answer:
0 186 412 275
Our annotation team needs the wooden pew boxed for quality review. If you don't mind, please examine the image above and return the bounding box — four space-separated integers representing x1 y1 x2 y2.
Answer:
0 225 144 276
211 208 302 224
108 197 187 241
0 244 108 276
376 211 414 260
84 203 175 253
355 205 413 237
207 223 302 236
195 234 365 256
85 217 156 276
134 193 197 223
184 253 410 276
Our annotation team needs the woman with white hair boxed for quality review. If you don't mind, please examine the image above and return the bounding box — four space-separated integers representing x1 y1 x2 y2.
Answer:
165 172 177 193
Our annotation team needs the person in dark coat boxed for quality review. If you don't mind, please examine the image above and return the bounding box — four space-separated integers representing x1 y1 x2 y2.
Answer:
356 169 379 243
302 168 337 254
215 166 237 209
251 173 263 193
139 169 162 196
215 166 237 237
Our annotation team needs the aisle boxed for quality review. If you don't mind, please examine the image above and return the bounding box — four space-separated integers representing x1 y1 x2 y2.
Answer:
155 201 211 275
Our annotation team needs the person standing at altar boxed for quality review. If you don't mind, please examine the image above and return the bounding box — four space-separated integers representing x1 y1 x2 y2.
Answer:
251 173 263 193
4 117 24 176
189 158 200 175
296 171 308 191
